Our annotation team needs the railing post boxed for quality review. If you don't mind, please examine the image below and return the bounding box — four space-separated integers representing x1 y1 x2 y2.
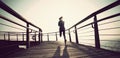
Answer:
34 32 36 42
26 23 30 49
8 32 10 41
4 34 6 40
56 33 58 41
68 30 72 42
75 26 79 44
93 15 100 48
16 34 18 41
22 33 24 41
47 34 49 41
38 29 41 44
41 33 43 42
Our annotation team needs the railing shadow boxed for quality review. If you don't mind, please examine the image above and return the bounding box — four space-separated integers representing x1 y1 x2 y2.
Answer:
70 42 120 58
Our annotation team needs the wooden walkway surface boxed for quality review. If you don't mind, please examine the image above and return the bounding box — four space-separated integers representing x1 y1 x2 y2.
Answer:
4 41 120 58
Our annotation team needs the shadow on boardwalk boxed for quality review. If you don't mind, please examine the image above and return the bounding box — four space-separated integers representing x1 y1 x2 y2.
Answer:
53 45 69 58
2 41 120 58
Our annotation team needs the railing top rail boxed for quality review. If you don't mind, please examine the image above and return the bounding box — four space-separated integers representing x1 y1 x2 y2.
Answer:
77 13 120 29
68 0 120 30
0 31 25 33
0 15 38 32
0 0 42 32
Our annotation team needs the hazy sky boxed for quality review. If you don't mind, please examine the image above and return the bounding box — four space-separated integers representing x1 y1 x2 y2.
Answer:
0 0 119 33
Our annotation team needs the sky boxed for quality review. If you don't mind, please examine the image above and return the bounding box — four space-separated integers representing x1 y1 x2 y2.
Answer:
0 0 119 33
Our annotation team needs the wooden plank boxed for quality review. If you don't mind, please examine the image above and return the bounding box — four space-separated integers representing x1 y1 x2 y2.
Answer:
3 41 120 58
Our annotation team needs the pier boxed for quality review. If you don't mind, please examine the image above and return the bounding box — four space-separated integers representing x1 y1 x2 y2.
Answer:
0 0 120 58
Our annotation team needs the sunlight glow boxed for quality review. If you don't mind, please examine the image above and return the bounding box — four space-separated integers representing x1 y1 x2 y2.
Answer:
0 0 119 42
1 0 117 33
22 0 102 33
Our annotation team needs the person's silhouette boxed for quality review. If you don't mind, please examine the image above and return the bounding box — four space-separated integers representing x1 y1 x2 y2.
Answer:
58 16 67 44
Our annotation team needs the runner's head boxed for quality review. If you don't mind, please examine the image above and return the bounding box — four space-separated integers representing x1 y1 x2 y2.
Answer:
59 16 63 20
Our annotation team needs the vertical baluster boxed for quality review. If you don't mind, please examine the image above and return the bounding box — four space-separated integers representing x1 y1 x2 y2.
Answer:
93 15 100 48
38 29 41 44
41 33 43 42
35 32 36 43
47 34 49 41
56 33 58 41
4 33 6 40
26 23 30 49
68 30 72 42
75 26 79 44
8 32 10 41
22 33 24 41
16 34 18 41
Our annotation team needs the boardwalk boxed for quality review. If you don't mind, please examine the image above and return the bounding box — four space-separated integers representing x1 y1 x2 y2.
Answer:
0 0 120 58
3 41 120 58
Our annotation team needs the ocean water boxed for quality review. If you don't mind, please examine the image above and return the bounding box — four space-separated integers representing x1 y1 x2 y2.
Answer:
0 34 120 52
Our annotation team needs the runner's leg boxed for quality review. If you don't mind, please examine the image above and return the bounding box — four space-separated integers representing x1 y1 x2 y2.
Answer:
63 30 66 44
59 30 62 37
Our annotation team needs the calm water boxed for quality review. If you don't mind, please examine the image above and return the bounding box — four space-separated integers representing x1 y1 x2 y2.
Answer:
0 35 120 52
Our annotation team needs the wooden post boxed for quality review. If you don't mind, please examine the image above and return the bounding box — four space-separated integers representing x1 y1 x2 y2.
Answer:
93 15 100 48
41 33 43 42
26 23 30 49
75 26 79 44
68 30 72 42
35 32 36 42
47 34 49 41
22 33 24 41
4 34 6 40
56 33 58 41
8 32 10 41
38 29 41 44
16 34 18 41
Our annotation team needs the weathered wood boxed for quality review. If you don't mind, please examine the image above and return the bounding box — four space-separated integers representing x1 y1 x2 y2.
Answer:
4 41 120 58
